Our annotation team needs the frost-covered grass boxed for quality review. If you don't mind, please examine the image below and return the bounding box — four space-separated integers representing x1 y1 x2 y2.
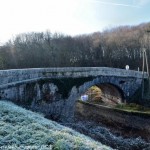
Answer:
0 100 113 150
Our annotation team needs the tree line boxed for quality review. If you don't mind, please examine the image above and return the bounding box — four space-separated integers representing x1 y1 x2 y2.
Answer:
0 22 150 71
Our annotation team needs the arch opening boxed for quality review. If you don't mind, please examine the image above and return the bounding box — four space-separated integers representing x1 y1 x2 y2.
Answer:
79 83 124 107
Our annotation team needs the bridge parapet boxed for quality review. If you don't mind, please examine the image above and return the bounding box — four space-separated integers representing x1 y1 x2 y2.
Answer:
0 67 147 85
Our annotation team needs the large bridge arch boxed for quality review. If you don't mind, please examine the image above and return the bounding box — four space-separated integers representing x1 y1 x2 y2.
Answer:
67 76 138 104
64 76 142 121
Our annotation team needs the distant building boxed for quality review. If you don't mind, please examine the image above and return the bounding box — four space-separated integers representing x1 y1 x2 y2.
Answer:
81 95 88 101
125 65 129 70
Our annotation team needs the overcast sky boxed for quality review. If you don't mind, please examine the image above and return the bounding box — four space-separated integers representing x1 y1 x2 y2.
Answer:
0 0 150 44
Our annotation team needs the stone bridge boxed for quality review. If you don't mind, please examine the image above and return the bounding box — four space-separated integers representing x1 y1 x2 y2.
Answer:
0 67 147 122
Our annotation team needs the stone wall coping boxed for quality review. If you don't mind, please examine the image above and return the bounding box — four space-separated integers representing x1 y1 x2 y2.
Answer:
0 67 147 78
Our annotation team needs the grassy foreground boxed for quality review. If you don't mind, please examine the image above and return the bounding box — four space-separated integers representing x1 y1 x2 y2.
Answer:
0 101 112 150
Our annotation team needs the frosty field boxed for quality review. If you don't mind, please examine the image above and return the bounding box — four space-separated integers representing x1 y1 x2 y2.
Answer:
0 100 113 150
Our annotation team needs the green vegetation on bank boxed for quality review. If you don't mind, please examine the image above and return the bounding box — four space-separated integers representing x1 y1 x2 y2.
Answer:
0 100 112 150
78 100 150 116
115 103 150 114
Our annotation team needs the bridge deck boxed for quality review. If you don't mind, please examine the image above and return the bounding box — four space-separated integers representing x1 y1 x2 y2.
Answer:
0 67 148 85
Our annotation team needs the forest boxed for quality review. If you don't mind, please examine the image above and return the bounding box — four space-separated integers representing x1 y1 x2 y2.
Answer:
0 22 150 71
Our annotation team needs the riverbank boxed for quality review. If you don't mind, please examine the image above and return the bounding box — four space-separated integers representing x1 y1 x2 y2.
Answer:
66 101 150 149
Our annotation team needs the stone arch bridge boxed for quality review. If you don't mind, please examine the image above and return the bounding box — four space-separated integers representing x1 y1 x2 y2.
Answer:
0 67 147 122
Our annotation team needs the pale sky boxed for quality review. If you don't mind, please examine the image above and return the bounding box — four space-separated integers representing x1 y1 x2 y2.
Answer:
0 0 150 44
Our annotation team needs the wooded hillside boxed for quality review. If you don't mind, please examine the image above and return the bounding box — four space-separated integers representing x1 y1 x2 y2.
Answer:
0 22 150 70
